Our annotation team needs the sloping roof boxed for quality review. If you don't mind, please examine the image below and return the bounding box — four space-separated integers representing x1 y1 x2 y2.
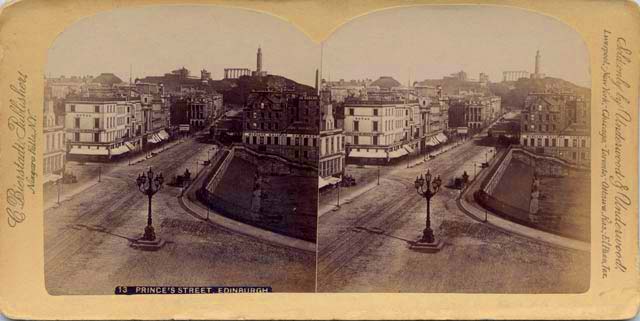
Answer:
92 73 124 86
370 76 401 89
246 91 287 109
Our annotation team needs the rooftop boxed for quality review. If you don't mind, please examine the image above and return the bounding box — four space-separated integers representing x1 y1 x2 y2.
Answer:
370 76 401 89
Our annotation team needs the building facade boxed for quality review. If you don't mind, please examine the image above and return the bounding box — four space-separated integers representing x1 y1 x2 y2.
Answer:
448 95 502 132
43 99 66 183
242 90 319 166
342 99 416 164
64 96 138 161
319 91 345 178
169 91 223 131
520 92 590 166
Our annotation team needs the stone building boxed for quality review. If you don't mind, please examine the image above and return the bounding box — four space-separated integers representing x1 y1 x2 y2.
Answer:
520 92 590 166
64 94 140 161
169 92 222 131
43 99 66 184
242 90 319 166
342 98 419 164
319 90 345 178
447 95 502 132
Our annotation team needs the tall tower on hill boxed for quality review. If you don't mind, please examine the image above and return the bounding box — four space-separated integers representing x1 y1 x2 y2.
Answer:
257 46 263 73
535 50 541 76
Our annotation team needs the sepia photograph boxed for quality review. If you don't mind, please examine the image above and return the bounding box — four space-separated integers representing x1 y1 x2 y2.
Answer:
41 2 594 296
42 5 320 294
1 0 639 318
316 5 591 293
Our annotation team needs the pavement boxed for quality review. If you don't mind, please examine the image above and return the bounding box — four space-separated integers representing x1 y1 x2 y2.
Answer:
43 138 187 211
317 135 590 293
319 140 468 216
44 135 316 295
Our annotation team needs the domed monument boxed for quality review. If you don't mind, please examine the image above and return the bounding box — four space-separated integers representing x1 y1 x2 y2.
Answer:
370 76 401 89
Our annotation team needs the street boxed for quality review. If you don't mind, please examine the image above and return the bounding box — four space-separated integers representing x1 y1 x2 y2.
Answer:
44 136 316 295
317 137 590 293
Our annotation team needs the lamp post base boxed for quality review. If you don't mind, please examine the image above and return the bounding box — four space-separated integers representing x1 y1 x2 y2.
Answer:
130 238 166 251
410 238 444 253
130 226 165 251
142 225 156 241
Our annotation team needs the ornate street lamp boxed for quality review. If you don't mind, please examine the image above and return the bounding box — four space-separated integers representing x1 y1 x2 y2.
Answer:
131 167 165 250
411 169 444 252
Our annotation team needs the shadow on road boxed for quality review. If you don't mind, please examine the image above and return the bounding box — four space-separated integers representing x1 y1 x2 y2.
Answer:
352 226 415 244
68 224 138 242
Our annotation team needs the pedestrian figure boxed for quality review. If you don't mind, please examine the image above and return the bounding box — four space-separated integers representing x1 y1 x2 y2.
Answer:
462 171 469 186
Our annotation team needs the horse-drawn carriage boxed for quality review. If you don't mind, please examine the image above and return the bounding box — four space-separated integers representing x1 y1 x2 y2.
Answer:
169 169 192 187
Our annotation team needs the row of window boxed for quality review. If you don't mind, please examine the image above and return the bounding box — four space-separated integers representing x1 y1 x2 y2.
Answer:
247 122 280 131
523 137 588 148
71 129 128 143
567 151 588 161
347 107 410 117
526 112 558 122
68 104 119 113
353 119 411 133
74 116 127 129
523 123 557 132
322 135 344 156
255 145 315 161
350 132 406 146
44 154 64 175
245 135 318 147
46 132 64 153
248 111 283 119
320 157 343 177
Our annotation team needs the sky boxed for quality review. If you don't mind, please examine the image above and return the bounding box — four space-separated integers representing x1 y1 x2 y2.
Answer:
46 5 321 85
46 4 590 87
322 5 591 87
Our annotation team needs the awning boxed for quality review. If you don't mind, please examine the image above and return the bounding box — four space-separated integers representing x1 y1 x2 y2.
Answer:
436 133 448 143
158 130 170 140
326 176 342 185
125 142 136 151
70 146 109 156
404 145 415 154
319 176 330 189
425 137 440 146
148 134 161 144
388 148 408 158
319 176 342 189
110 145 129 156
349 149 387 159
44 173 62 184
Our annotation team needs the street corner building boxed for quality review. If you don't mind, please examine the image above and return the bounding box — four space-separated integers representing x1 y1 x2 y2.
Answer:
198 85 321 242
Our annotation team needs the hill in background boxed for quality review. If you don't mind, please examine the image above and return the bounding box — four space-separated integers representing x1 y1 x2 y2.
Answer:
489 77 591 109
414 78 491 96
416 76 590 110
212 75 316 106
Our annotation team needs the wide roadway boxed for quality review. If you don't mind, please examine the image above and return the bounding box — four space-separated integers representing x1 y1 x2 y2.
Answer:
317 137 590 293
44 136 315 294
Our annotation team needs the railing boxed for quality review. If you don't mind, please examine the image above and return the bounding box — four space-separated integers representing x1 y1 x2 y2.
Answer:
231 143 318 171
205 149 234 193
514 146 588 170
482 148 513 195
